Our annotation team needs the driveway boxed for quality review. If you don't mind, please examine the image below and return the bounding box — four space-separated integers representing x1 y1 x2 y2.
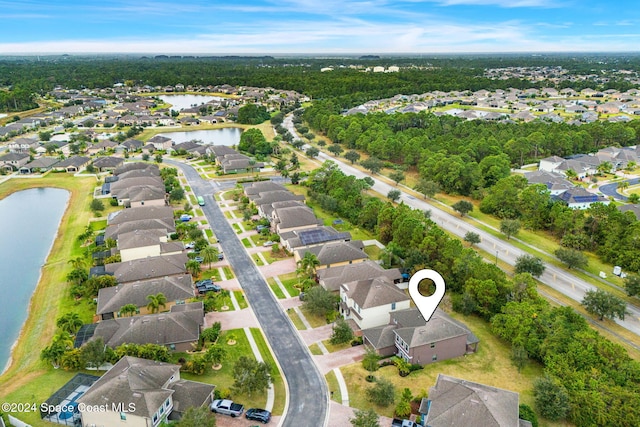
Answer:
314 346 366 375
204 308 259 329
214 413 282 427
167 160 329 427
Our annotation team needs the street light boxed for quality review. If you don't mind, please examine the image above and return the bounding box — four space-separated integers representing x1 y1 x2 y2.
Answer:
495 250 499 265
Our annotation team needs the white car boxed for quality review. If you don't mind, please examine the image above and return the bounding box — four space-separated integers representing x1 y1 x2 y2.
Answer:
263 241 275 247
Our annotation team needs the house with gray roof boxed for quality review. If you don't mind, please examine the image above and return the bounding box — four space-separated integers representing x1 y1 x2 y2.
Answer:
114 161 160 176
90 302 204 351
272 204 321 233
77 355 214 427
557 186 610 209
92 156 124 172
524 170 573 195
280 226 352 251
244 180 287 197
104 253 188 284
0 151 30 172
317 260 403 292
96 275 194 320
18 157 60 174
339 276 410 331
117 228 183 262
419 374 531 427
108 205 175 225
54 156 91 173
105 217 176 240
7 137 38 153
148 135 173 150
295 240 368 270
121 139 144 152
115 185 167 208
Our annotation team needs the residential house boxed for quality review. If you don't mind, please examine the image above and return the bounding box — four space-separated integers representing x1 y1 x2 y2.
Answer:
0 152 30 172
117 228 183 262
557 187 610 209
96 275 194 320
89 302 204 351
93 156 124 172
19 157 60 174
77 356 214 426
109 176 165 197
54 156 91 173
280 226 352 252
419 374 531 427
295 240 368 270
7 137 38 153
105 217 176 240
104 253 188 284
253 192 306 217
272 204 322 234
148 135 173 150
87 139 119 155
524 170 573 195
244 181 288 197
114 162 160 176
317 260 403 292
121 139 144 152
107 205 175 226
340 276 410 331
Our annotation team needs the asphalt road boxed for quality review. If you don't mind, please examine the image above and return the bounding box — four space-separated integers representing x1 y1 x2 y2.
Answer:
600 177 640 201
167 160 329 427
284 115 640 338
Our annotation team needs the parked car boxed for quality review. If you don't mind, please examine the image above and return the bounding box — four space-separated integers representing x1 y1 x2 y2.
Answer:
217 253 224 261
246 408 271 424
195 279 213 286
256 225 269 232
184 242 195 249
197 283 221 293
392 419 417 427
210 399 244 417
263 241 275 247
179 214 192 222
298 292 305 301
194 256 204 263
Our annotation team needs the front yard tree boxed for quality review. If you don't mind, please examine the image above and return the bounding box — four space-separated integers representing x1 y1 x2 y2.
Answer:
366 377 395 407
500 219 521 240
555 248 588 270
303 286 338 318
414 178 440 199
232 356 272 397
330 318 354 345
155 153 163 163
201 245 219 269
90 198 104 213
205 344 227 367
362 347 380 372
582 288 627 321
176 406 217 427
464 231 481 247
297 251 320 279
344 150 361 164
452 200 473 217
169 187 185 202
514 254 545 278
350 408 380 427
328 144 344 156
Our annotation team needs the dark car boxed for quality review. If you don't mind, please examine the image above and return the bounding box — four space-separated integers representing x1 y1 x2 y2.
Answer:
245 408 271 424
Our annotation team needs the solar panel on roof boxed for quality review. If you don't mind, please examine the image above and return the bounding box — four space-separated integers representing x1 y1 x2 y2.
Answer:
299 228 351 245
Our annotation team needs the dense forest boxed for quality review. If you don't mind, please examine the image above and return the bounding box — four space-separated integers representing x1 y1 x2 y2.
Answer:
2 54 640 111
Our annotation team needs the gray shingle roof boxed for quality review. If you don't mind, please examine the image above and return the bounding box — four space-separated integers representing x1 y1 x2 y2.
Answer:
168 380 214 415
97 275 194 315
117 228 167 250
114 162 160 175
107 206 175 225
274 205 321 230
317 260 402 292
343 276 409 309
299 241 368 267
105 254 188 283
105 218 176 240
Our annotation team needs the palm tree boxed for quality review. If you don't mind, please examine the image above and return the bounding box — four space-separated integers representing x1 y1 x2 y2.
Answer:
297 251 320 280
200 246 219 269
565 169 578 180
68 257 87 270
146 293 167 314
186 259 202 278
56 312 83 335
205 344 227 368
119 303 138 317
618 180 630 193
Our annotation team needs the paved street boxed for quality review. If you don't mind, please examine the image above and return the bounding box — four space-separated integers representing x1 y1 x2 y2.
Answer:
167 160 329 427
283 115 640 339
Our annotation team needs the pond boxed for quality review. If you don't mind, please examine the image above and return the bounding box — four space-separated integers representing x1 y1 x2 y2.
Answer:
158 94 224 111
0 188 70 373
158 128 243 146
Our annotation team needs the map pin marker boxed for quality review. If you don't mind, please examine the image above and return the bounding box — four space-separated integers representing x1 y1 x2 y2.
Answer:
408 269 446 322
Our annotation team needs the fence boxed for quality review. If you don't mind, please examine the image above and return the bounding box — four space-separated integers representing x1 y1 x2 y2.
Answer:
7 415 32 427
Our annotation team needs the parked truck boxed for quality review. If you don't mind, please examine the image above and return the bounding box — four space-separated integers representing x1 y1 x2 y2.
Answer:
392 419 418 427
210 399 244 417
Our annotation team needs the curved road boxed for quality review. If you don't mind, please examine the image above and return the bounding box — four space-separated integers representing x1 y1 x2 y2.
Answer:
600 177 640 201
284 115 640 339
168 160 329 427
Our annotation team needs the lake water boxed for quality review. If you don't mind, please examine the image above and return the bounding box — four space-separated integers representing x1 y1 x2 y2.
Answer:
158 128 243 146
158 94 224 111
0 188 70 373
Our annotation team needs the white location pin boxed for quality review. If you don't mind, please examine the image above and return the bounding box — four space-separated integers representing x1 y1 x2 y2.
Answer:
408 269 446 322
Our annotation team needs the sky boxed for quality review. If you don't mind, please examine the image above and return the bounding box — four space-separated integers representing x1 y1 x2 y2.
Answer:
0 0 639 55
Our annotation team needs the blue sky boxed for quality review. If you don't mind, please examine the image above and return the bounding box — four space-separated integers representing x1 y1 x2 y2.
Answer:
0 0 638 54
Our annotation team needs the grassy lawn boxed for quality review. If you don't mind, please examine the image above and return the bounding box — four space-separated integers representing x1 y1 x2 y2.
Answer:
325 370 343 403
89 219 107 231
241 237 253 248
233 290 248 310
279 274 301 297
201 269 222 282
185 185 191 192
0 175 97 401
224 210 234 219
232 223 242 234
254 255 265 266
180 328 270 410
222 266 234 279
287 309 307 330
342 311 547 422
250 233 271 246
300 307 329 328
267 278 286 299
249 328 286 415
364 244 382 260
309 343 324 355
322 339 352 354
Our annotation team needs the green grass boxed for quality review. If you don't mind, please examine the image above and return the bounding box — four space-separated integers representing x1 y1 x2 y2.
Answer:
224 211 233 219
300 307 329 328
287 309 307 330
309 343 324 355
249 328 286 415
267 278 286 299
201 269 222 282
233 290 248 310
205 229 213 238
364 245 382 260
254 255 265 266
241 237 252 248
279 275 301 297
180 328 270 409
89 219 107 231
250 233 271 246
232 223 242 234
322 339 352 353
184 186 191 192
325 370 343 403
222 266 234 279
